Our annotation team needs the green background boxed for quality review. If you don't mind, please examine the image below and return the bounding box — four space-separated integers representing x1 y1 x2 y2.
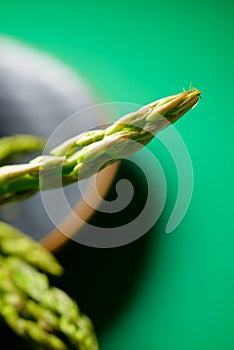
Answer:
1 1 234 349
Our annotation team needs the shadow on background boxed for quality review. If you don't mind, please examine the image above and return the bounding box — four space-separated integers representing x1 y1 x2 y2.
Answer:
0 160 163 348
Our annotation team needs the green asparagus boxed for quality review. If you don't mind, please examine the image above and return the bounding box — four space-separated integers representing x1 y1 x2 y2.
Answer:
0 134 45 165
0 87 201 349
0 88 201 205
0 221 99 350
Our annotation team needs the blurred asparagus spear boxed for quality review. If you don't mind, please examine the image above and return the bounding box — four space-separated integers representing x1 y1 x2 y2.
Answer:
0 88 201 205
0 134 45 165
0 221 99 350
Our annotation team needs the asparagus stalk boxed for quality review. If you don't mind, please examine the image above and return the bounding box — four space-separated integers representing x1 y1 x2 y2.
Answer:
0 88 201 205
0 221 99 350
0 134 45 165
0 221 62 275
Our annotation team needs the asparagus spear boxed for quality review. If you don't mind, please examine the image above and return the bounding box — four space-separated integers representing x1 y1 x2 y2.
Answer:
0 134 45 165
0 221 99 350
0 88 200 205
0 221 62 275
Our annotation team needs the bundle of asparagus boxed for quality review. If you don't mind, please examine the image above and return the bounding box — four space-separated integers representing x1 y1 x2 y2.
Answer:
0 87 201 349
